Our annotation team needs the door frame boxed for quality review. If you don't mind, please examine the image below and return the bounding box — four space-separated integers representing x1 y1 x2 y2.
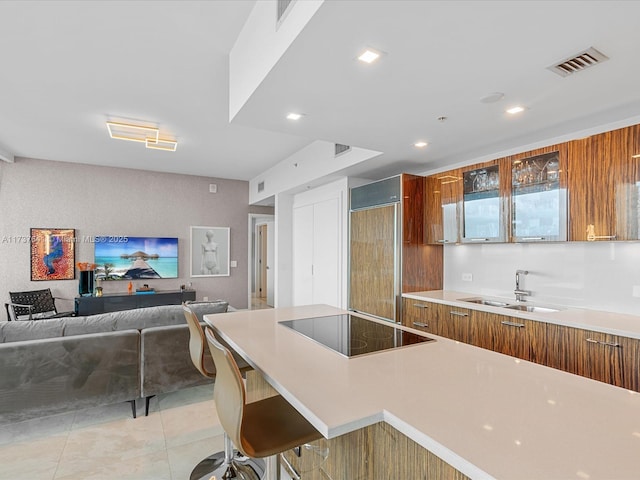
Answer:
248 213 274 308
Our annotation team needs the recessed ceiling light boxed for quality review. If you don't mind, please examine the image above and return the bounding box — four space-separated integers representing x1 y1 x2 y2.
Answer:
506 106 526 115
357 48 381 64
414 141 428 148
286 112 303 120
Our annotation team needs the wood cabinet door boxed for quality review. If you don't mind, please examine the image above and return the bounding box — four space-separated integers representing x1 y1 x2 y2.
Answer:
507 145 568 243
433 303 471 343
401 298 438 334
471 311 547 363
424 169 462 245
568 124 640 241
546 324 639 390
401 174 443 294
460 160 507 243
349 205 397 321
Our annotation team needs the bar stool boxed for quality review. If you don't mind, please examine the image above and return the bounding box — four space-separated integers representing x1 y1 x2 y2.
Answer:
183 304 265 480
204 327 325 480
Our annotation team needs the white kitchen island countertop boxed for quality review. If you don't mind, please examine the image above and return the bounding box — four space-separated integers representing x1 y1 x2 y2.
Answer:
205 304 640 480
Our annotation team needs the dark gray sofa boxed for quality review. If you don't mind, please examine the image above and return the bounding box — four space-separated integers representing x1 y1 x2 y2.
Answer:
0 301 230 424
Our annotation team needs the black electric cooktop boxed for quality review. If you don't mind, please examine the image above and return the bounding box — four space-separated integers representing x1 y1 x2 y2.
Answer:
279 314 434 358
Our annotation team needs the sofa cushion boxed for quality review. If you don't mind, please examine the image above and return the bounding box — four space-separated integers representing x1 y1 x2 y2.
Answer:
111 301 227 331
184 300 229 319
62 315 118 336
0 330 140 424
0 318 66 343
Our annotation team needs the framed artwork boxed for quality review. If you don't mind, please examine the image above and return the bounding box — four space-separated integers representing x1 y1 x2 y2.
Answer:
30 228 76 281
190 226 230 277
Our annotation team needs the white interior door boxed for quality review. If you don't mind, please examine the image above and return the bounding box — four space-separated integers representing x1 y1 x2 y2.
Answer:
266 221 275 307
292 197 341 308
293 205 314 305
312 198 340 306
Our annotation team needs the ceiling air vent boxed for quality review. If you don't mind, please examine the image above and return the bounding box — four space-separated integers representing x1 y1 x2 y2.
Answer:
548 47 609 77
258 181 265 193
335 143 351 157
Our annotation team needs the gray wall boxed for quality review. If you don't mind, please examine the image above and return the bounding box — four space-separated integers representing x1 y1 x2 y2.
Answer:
0 158 272 314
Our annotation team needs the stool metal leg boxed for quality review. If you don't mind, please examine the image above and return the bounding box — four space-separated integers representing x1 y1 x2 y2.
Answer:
190 432 266 480
264 454 280 480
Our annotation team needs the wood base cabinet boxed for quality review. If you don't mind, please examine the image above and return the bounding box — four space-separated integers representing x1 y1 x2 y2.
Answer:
401 297 438 334
432 303 471 343
470 311 547 364
546 324 640 391
401 299 640 392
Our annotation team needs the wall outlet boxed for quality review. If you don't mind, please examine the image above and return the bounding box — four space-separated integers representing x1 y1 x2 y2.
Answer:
203 296 209 301
462 273 473 282
230 260 237 268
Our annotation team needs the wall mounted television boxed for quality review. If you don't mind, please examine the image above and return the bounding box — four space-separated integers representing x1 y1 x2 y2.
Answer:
94 236 179 280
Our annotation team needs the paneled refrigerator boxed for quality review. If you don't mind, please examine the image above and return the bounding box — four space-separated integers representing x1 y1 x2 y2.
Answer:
348 174 443 323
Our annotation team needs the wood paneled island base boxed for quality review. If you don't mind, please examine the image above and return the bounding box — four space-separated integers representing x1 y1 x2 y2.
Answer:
246 370 469 480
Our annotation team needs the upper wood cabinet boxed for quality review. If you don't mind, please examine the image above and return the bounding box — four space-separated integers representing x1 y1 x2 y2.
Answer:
460 160 507 243
424 123 640 244
424 169 463 245
568 124 640 241
505 144 569 243
402 174 443 293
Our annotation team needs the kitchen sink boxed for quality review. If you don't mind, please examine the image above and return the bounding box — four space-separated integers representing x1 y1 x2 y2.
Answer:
460 298 513 308
503 304 561 313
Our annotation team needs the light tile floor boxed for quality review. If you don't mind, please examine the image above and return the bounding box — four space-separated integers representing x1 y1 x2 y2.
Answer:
250 294 271 311
0 385 253 480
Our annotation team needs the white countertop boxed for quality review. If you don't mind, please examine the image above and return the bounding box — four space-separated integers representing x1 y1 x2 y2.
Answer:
205 304 640 480
404 290 640 339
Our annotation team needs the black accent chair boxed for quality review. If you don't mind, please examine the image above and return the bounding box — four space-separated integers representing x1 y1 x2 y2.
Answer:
5 288 75 321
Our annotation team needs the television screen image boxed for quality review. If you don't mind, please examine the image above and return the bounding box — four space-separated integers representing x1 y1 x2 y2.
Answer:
94 236 178 280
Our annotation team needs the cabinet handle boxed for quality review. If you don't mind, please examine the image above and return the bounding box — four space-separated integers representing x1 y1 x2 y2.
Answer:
521 237 544 241
587 234 617 241
449 311 468 317
501 321 525 328
468 238 489 242
412 303 429 309
413 321 428 328
586 226 617 241
586 338 621 348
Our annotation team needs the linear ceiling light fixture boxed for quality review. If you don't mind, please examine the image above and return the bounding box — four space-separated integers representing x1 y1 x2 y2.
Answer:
106 121 177 151
145 138 178 152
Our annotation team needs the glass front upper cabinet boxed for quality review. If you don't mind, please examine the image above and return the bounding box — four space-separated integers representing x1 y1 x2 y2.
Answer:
511 151 567 242
462 164 504 243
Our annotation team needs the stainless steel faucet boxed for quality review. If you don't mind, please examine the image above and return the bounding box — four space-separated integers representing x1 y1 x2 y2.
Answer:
514 270 531 301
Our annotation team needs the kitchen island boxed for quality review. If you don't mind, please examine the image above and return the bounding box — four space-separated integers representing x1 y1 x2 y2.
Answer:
205 304 640 479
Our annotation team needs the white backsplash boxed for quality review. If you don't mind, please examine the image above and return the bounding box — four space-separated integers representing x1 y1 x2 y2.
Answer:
444 242 640 316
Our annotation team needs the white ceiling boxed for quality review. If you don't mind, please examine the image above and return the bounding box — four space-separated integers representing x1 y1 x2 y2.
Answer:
2 1 640 183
